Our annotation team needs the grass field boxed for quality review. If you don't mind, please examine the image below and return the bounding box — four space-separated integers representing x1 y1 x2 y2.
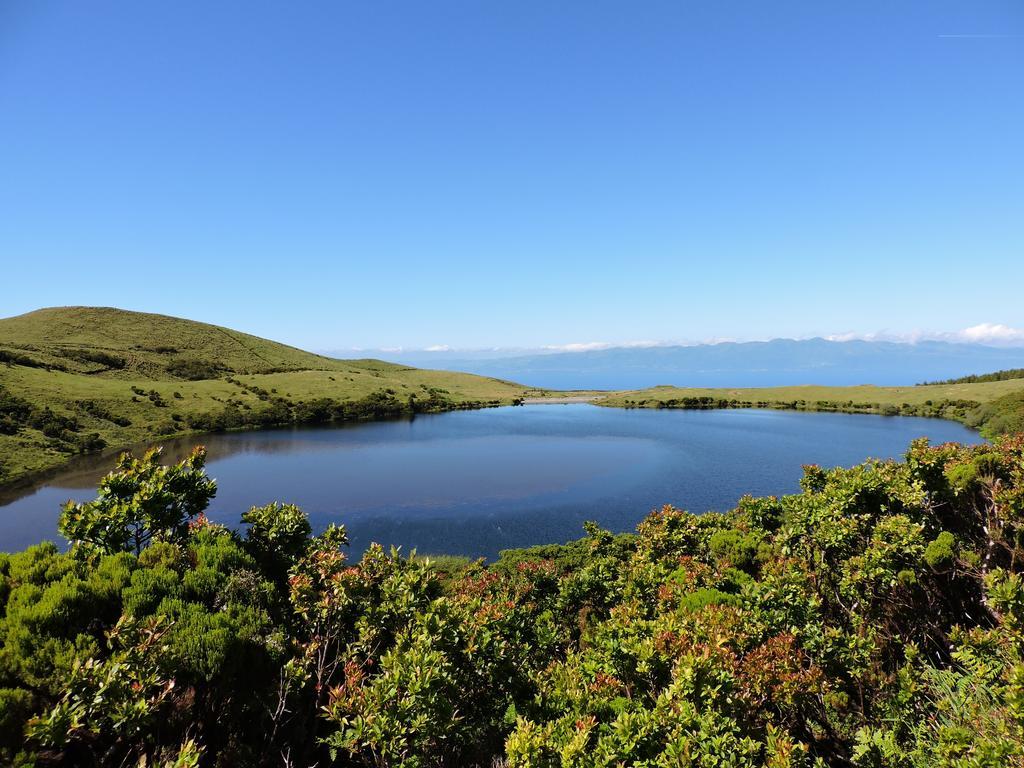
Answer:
0 306 344 375
0 307 553 484
597 381 1024 408
596 380 1024 436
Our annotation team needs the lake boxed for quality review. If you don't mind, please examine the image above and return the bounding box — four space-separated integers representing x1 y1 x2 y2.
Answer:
0 405 982 558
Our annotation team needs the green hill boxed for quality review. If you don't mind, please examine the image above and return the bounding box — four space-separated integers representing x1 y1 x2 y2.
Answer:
0 307 544 484
0 306 381 377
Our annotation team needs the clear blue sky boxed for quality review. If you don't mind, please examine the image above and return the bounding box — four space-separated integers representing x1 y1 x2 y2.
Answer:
1 1 1021 350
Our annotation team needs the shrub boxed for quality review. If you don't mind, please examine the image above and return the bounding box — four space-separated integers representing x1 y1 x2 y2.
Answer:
58 447 216 554
709 528 759 572
165 359 226 380
55 348 126 369
242 502 312 579
923 531 957 570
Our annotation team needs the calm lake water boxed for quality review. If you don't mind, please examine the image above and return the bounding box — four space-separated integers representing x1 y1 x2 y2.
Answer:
0 405 982 558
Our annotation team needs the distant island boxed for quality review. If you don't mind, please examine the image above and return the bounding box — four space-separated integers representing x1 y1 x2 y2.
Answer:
368 337 1024 390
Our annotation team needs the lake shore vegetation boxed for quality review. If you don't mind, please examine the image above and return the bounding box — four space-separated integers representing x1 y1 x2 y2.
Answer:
597 377 1024 439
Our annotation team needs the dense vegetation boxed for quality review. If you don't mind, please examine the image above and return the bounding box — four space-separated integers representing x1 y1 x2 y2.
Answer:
964 390 1024 438
612 394 979 422
601 380 1024 439
3 436 1024 766
922 369 1024 385
0 307 542 483
0 387 105 455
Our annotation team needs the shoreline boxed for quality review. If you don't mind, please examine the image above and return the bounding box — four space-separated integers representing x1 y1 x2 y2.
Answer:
0 397 518 494
1 395 989 498
521 395 603 404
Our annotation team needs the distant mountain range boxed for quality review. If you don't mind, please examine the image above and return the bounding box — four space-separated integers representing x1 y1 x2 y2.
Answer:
349 339 1024 390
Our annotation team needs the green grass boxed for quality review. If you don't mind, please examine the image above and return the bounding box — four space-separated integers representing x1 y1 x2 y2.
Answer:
598 381 1024 407
0 307 550 484
0 306 344 375
596 380 1024 436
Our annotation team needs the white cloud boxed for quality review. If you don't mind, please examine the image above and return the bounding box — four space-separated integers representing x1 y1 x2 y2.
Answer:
824 324 1024 347
825 332 874 342
541 342 613 352
824 330 913 343
541 340 667 353
325 324 1024 357
957 323 1024 344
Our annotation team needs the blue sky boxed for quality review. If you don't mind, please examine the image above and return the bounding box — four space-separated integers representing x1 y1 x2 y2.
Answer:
1 2 1022 350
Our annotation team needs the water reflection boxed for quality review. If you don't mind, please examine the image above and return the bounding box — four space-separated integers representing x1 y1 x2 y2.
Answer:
0 418 415 499
0 406 983 558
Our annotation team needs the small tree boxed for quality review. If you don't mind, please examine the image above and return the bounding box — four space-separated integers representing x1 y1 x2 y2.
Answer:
58 447 216 555
242 501 312 579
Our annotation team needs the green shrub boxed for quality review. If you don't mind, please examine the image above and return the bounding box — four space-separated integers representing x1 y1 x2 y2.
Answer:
55 348 126 369
923 531 957 570
0 688 34 752
58 447 216 555
242 502 312 579
709 528 759 572
165 359 226 380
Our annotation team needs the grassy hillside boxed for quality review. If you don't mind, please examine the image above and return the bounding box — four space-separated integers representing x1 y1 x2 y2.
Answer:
0 307 545 484
597 380 1024 436
0 306 393 377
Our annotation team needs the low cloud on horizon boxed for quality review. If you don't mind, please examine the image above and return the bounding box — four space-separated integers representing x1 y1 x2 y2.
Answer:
327 323 1024 356
824 323 1024 347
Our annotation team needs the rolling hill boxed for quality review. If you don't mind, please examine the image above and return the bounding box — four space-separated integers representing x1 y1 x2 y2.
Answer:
0 307 543 484
0 306 375 376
